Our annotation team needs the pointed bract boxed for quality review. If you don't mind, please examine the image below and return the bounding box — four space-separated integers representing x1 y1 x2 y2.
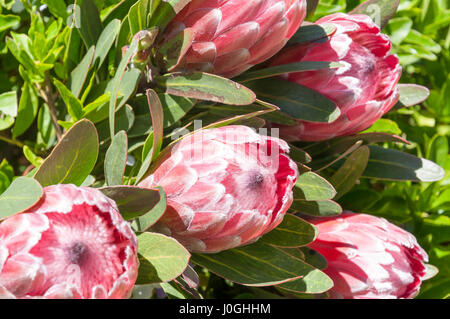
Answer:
0 185 138 299
308 212 428 299
269 13 402 141
139 126 298 253
160 0 307 78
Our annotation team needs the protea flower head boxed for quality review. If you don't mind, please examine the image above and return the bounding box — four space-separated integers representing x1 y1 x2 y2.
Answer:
269 13 402 141
0 185 138 299
139 126 298 253
160 0 307 78
308 212 429 299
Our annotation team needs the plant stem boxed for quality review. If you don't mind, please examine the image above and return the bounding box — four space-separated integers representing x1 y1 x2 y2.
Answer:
36 73 63 141
0 132 24 148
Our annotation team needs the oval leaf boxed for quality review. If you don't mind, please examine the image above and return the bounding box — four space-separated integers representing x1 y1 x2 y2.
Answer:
363 145 445 182
289 23 336 45
156 72 256 105
291 200 342 217
236 61 342 83
105 131 128 186
0 177 43 220
137 232 191 284
34 119 99 186
294 172 336 201
191 242 323 287
330 145 370 199
246 78 340 123
397 84 430 107
100 185 166 223
276 268 333 294
260 214 318 247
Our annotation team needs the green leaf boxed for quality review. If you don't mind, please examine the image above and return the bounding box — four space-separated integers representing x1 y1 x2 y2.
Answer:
128 0 151 36
34 119 99 186
94 19 121 68
157 27 194 71
362 145 445 182
53 79 84 121
339 189 382 212
300 247 328 270
0 115 14 131
109 37 139 138
155 72 256 106
0 14 20 32
191 242 322 287
78 0 103 48
294 172 336 201
429 135 448 168
306 0 319 18
135 90 165 183
23 145 44 167
149 0 191 31
105 130 128 186
350 0 400 29
100 186 166 223
236 61 342 83
0 172 10 195
397 84 430 107
70 46 95 98
137 232 191 284
246 78 340 123
6 33 42 78
103 0 136 25
82 93 111 122
12 82 39 138
133 186 167 230
289 145 312 164
363 118 402 135
387 17 413 45
42 0 69 19
0 177 43 221
289 23 336 45
37 104 56 147
159 93 195 127
0 91 18 118
291 200 342 217
260 214 318 248
304 132 408 159
330 146 370 199
276 268 333 294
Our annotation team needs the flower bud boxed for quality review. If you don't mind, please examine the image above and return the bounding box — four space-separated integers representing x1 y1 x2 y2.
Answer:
308 212 429 299
269 13 402 141
0 185 138 299
139 126 298 253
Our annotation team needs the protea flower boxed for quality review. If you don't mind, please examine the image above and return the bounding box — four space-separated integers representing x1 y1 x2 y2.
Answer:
269 13 402 141
139 126 298 253
0 184 138 299
160 0 307 78
308 212 429 299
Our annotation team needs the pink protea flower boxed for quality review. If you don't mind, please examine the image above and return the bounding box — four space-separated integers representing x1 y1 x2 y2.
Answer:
308 212 429 299
0 184 138 299
139 126 298 253
269 13 402 141
162 0 307 78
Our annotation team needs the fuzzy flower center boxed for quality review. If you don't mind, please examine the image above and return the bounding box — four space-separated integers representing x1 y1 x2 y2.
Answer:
29 203 128 296
67 242 89 266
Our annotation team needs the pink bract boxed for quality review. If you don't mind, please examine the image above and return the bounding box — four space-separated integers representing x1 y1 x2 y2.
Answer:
308 212 428 299
269 13 402 141
0 184 138 299
163 0 307 78
139 126 298 253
